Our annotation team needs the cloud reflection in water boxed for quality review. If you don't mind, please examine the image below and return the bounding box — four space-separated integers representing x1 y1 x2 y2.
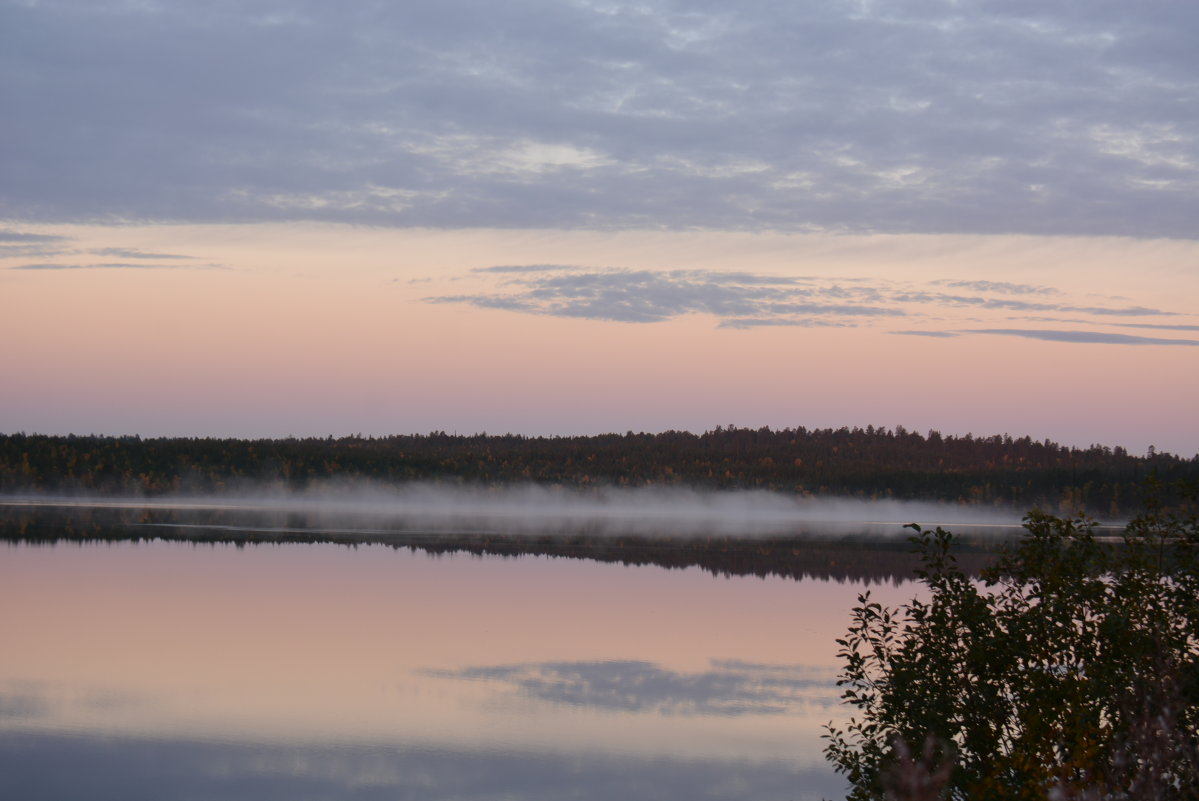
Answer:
431 658 838 716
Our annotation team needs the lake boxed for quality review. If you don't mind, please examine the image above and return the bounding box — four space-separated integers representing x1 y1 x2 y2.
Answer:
0 502 940 800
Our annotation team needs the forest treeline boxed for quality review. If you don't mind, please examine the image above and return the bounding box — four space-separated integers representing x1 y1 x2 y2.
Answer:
1 427 1196 516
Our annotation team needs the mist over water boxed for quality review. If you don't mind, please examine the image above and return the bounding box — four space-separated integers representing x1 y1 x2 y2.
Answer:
1 483 1036 538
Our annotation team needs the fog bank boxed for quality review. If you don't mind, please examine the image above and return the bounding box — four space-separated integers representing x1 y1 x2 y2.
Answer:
0 483 1050 538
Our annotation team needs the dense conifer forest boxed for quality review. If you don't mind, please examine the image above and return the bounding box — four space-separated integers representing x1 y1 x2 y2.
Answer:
2 427 1195 516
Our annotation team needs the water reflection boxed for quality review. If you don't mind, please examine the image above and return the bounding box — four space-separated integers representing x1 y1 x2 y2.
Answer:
0 517 928 799
432 658 837 716
0 691 48 721
0 731 846 801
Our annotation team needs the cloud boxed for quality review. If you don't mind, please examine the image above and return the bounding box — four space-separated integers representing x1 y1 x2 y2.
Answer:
425 294 541 313
426 265 1187 330
426 267 902 326
0 244 67 259
3 1 1198 236
969 329 1199 347
1111 322 1199 333
8 262 219 271
892 291 1170 317
890 330 958 338
934 280 1056 296
0 230 73 259
0 233 221 270
763 302 902 317
718 318 851 330
0 230 68 244
90 248 195 259
431 658 836 716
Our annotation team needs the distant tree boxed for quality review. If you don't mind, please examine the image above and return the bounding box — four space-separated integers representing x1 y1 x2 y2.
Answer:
825 497 1199 800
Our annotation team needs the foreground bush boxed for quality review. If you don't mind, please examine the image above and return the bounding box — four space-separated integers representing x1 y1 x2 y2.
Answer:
825 501 1199 800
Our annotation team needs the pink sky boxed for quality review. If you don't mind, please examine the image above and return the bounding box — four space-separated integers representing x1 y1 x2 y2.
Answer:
2 224 1197 455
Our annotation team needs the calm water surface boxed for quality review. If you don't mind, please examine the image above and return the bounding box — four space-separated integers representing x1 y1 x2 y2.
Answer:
0 533 919 800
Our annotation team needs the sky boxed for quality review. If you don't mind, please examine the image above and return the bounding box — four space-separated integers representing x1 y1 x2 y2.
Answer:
2 0 1197 455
